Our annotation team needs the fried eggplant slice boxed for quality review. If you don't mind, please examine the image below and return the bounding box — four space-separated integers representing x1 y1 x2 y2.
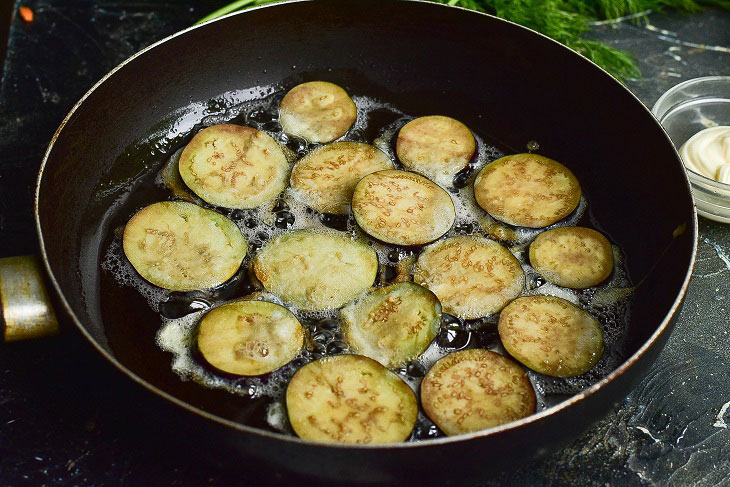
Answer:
352 170 456 246
123 201 246 291
396 115 476 186
197 300 304 376
529 226 614 288
421 349 536 436
279 81 357 143
473 153 581 228
340 282 441 368
178 124 289 209
498 295 604 377
413 235 524 319
286 354 418 443
290 141 394 214
252 230 378 311
160 150 196 202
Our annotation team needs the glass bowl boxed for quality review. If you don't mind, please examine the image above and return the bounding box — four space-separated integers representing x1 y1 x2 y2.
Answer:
652 76 730 223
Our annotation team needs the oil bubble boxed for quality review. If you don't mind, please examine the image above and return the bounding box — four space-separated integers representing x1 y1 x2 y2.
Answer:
436 328 471 350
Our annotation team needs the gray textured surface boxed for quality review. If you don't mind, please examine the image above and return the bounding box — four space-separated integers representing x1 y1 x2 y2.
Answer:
0 3 728 486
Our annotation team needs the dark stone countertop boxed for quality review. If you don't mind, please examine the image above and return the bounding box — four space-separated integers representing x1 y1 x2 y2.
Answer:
0 2 728 485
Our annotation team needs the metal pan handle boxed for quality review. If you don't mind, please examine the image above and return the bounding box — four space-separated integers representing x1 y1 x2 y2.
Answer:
0 255 59 342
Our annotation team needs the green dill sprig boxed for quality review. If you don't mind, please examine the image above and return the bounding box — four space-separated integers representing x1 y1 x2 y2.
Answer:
195 0 279 24
568 39 641 79
430 0 727 80
196 0 728 80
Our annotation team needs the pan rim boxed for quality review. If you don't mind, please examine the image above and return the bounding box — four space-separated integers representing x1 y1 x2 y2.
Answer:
34 0 699 449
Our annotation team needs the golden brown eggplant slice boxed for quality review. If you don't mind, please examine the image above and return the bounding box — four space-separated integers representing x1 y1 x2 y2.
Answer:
473 153 581 228
529 226 614 288
413 235 524 319
352 170 455 246
279 81 357 143
396 115 475 186
286 354 418 443
498 295 604 377
421 349 536 436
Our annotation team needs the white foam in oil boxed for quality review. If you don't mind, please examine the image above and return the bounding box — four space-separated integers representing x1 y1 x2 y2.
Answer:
100 87 634 439
156 291 307 401
101 232 169 312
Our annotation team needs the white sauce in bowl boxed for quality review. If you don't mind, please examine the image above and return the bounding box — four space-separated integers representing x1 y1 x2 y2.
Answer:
679 126 730 183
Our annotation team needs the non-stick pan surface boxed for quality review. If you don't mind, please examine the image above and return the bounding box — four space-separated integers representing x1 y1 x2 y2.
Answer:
36 0 696 484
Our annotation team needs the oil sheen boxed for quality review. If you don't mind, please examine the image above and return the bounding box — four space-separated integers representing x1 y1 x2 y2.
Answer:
96 87 632 441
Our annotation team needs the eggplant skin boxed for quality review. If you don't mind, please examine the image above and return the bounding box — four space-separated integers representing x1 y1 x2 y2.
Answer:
279 81 357 143
252 230 378 311
498 295 604 377
340 282 441 368
396 115 475 186
286 354 418 443
197 300 304 376
122 201 247 291
473 153 581 228
290 141 394 215
413 235 524 319
529 226 614 288
178 124 289 209
421 349 536 436
352 169 456 246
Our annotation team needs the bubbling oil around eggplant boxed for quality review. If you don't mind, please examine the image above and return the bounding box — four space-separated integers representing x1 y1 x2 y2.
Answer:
97 88 632 440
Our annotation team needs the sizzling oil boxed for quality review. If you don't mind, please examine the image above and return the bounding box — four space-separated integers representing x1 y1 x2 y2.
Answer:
96 88 632 440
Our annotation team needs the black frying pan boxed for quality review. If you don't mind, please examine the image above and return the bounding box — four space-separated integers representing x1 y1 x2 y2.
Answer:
34 0 697 484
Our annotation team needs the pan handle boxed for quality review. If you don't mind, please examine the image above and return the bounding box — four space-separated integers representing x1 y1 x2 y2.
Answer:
0 255 59 342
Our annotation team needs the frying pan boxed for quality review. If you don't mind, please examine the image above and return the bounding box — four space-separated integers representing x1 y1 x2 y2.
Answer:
18 0 697 484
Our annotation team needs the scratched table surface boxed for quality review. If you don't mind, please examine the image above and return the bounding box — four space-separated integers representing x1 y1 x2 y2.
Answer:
0 2 728 485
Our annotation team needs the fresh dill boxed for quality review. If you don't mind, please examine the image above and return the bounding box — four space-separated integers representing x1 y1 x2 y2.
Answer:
197 0 728 81
195 0 279 24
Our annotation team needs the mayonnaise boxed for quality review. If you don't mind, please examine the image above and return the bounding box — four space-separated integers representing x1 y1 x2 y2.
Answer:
679 126 730 184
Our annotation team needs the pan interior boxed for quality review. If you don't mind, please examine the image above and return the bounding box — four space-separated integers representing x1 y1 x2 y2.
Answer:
38 0 695 437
